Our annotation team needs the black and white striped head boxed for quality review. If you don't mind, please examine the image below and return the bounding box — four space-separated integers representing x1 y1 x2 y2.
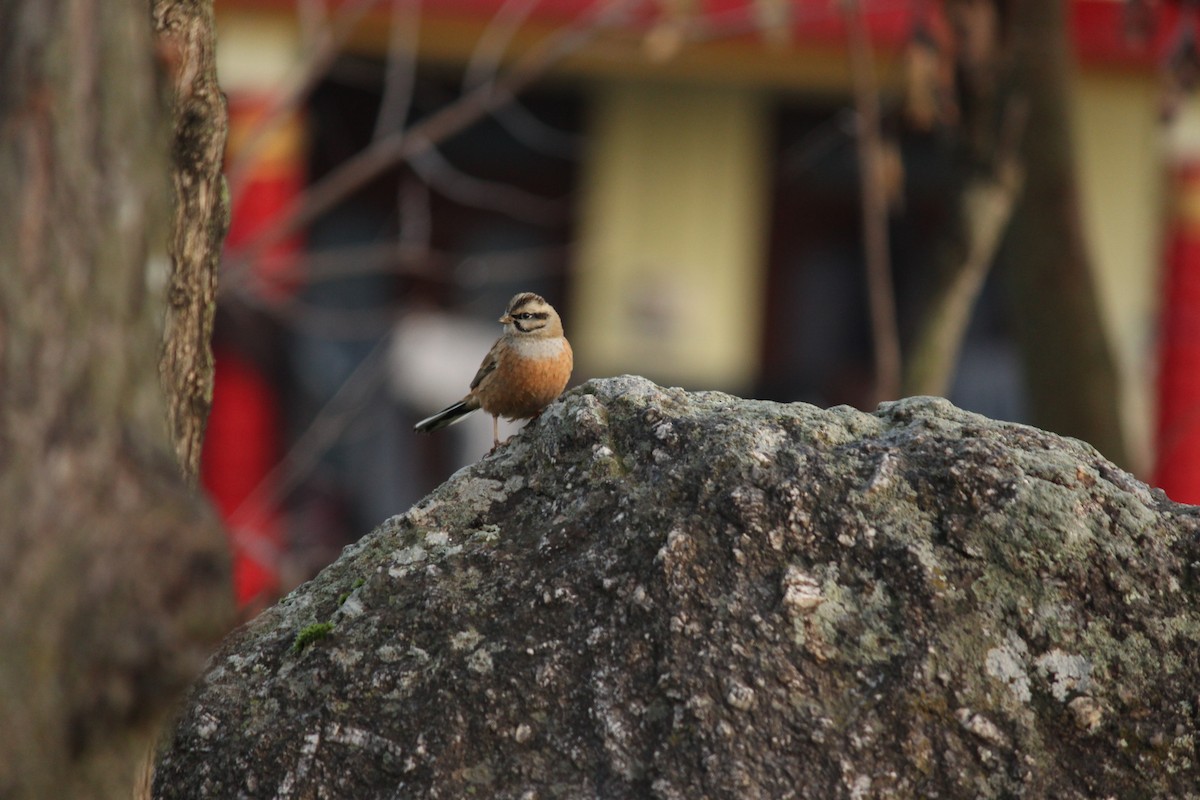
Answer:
499 292 563 337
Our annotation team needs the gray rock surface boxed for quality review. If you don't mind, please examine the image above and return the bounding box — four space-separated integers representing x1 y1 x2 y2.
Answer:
154 376 1200 798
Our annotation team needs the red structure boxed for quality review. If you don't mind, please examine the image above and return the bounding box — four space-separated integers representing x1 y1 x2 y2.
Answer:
1155 160 1200 503
202 348 284 605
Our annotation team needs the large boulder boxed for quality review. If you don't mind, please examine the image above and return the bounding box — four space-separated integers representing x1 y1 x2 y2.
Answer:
154 376 1200 798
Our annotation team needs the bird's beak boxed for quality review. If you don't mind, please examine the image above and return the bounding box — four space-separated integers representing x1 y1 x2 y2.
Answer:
499 314 513 324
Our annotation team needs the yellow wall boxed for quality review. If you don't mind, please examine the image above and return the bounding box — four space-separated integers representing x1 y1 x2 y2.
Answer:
1071 70 1165 475
571 81 770 391
215 10 300 92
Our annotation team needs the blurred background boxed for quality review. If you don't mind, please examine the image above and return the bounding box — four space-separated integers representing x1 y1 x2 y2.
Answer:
203 0 1200 610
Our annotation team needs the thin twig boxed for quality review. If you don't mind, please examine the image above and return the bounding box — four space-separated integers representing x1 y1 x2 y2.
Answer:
227 335 392 541
460 0 585 159
492 101 583 159
780 109 857 177
258 239 443 284
843 0 902 403
462 0 541 92
372 0 420 141
408 137 568 223
397 173 432 251
227 282 402 338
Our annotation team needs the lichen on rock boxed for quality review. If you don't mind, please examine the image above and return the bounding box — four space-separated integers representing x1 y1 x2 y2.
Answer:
154 376 1200 799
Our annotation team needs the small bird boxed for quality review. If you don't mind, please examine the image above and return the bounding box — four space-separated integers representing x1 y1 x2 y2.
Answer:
414 292 573 448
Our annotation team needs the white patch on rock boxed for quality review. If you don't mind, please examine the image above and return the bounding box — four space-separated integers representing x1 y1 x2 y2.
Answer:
388 545 428 578
1035 648 1093 702
984 633 1031 703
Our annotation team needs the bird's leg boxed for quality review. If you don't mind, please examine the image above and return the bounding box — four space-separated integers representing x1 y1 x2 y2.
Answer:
492 415 500 448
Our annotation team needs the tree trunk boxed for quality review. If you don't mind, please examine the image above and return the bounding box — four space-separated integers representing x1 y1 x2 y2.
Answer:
0 1 233 797
1002 0 1130 467
154 0 230 484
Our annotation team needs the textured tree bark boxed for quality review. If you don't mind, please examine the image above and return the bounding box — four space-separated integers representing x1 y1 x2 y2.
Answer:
154 0 229 484
0 1 233 798
1002 0 1131 467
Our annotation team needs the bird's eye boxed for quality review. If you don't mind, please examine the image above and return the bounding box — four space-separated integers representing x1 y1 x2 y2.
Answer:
517 313 532 320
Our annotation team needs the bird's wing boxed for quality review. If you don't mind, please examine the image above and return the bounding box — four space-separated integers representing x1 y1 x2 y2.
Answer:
469 343 501 390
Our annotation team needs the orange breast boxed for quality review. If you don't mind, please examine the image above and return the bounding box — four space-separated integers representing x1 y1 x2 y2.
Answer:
475 340 573 420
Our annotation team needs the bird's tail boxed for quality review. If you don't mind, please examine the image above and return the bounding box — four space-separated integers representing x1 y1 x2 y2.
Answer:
414 400 477 433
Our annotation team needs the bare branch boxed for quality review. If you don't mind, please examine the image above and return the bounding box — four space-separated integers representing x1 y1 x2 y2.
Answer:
492 101 583 159
226 336 390 550
372 0 420 141
225 0 385 196
398 172 432 250
408 137 568 223
904 97 1028 398
223 0 637 278
462 0 541 92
